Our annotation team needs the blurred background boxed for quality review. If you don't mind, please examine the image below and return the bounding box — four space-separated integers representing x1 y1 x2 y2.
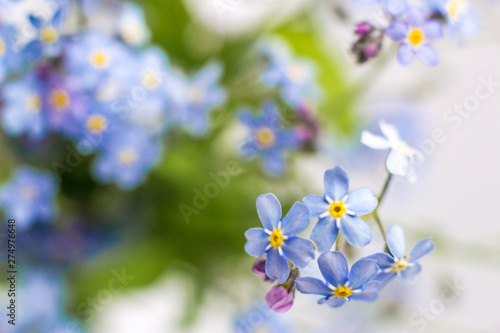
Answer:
0 0 499 332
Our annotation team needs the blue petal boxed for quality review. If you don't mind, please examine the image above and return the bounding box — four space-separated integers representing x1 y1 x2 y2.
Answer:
318 251 348 287
256 193 281 230
339 215 372 248
386 224 406 260
345 188 378 216
324 166 349 201
302 194 329 218
373 271 397 288
365 252 395 269
397 43 415 66
282 237 315 269
263 154 285 175
281 202 310 236
296 277 332 296
265 247 290 284
385 21 408 42
319 297 346 308
349 281 380 302
244 228 270 256
310 216 338 253
401 263 422 281
423 20 444 42
409 238 434 262
416 45 439 67
348 258 379 290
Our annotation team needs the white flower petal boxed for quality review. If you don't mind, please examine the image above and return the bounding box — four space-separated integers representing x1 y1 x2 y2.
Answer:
361 131 390 150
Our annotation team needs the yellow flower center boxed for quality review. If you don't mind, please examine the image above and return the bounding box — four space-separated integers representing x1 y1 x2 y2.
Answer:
118 148 138 165
447 0 465 21
334 286 352 298
392 258 409 272
395 142 412 154
256 127 275 148
86 114 108 134
408 29 424 46
269 229 284 248
0 37 5 56
89 50 110 69
26 94 42 113
142 72 161 90
50 89 71 111
329 202 346 218
287 64 306 82
40 26 59 44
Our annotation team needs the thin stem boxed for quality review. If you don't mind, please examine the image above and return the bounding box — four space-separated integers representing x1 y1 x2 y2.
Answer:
335 231 344 252
378 173 393 205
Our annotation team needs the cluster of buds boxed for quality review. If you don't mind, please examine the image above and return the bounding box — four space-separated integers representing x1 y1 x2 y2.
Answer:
252 256 299 313
351 22 385 64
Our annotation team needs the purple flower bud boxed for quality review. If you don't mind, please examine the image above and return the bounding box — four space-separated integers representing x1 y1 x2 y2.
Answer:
364 44 379 59
252 256 274 282
355 22 374 37
265 286 294 313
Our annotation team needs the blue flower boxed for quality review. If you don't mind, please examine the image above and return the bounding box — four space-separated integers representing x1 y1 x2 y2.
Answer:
245 193 315 284
239 102 299 175
26 6 67 58
0 167 58 231
234 302 292 333
117 2 151 47
92 126 162 189
64 31 133 89
430 0 479 39
385 8 444 66
1 72 48 140
303 166 378 250
296 251 381 307
366 223 434 287
261 39 320 109
171 62 226 135
0 25 20 82
361 121 419 183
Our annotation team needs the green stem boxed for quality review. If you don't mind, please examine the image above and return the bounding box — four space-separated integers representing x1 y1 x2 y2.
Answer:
335 231 344 252
378 173 393 204
372 173 393 252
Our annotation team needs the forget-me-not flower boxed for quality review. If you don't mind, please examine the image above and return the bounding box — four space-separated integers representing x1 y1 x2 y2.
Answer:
239 102 299 176
366 224 434 287
361 121 420 183
245 193 315 284
296 251 381 307
385 8 444 66
303 166 378 250
0 167 58 231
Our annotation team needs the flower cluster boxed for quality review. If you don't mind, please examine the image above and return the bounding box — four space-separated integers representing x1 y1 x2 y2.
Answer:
0 0 226 191
351 0 478 66
244 145 433 311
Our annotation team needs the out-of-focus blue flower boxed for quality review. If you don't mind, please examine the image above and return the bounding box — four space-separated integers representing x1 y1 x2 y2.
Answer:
239 102 299 175
76 103 120 153
303 166 378 250
234 301 293 333
0 167 58 231
296 251 381 307
92 126 162 189
0 25 19 82
366 224 434 287
1 72 47 140
430 0 479 39
26 6 66 58
135 47 171 102
353 0 409 17
361 121 420 183
16 267 85 333
117 2 150 47
245 193 315 284
261 39 320 109
170 62 226 135
64 31 133 89
385 8 443 66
